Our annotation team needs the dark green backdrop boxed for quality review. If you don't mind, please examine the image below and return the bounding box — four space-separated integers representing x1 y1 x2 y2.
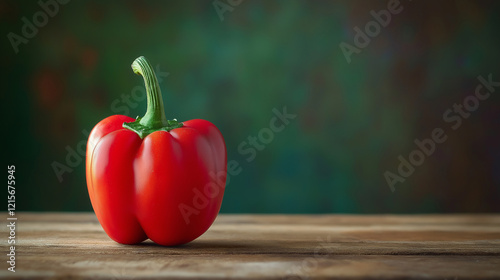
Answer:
2 0 500 213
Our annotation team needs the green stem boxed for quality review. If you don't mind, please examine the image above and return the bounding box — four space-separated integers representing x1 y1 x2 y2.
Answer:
123 56 183 138
133 56 168 128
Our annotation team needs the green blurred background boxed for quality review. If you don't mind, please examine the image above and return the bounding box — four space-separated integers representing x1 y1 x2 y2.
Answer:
2 0 499 213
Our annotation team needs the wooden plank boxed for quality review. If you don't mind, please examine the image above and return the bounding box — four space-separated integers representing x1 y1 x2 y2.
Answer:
1 213 499 279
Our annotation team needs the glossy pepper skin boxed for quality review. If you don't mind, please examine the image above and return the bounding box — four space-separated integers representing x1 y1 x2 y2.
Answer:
86 56 227 246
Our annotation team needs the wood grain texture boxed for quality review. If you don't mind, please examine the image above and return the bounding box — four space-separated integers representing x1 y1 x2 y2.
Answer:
1 213 499 279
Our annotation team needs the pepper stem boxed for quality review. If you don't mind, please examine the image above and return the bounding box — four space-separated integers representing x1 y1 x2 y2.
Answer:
133 56 168 128
123 56 183 138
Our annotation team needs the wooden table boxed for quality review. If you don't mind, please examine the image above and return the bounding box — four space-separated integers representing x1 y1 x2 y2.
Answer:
1 213 499 279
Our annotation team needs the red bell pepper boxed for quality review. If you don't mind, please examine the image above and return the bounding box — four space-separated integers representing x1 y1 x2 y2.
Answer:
85 56 227 246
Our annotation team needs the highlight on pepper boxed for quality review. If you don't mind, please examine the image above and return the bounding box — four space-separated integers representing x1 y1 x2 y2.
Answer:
85 56 227 246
